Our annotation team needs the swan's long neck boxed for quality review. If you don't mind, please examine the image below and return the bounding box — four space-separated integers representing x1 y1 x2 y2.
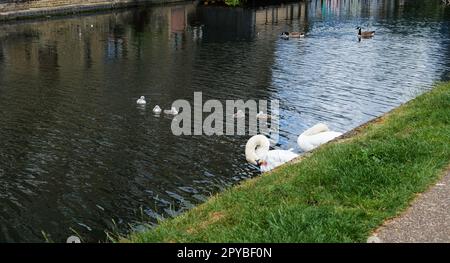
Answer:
245 135 270 165
300 123 330 137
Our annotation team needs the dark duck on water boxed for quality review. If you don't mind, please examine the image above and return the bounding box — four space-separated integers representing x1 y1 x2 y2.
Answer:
356 27 375 38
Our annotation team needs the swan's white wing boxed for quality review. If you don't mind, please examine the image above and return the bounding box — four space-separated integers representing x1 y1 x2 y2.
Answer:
306 131 342 149
297 137 315 152
260 150 299 172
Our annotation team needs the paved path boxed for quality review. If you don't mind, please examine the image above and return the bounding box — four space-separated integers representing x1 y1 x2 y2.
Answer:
372 171 450 243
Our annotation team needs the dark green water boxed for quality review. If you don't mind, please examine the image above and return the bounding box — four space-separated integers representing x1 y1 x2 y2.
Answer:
0 0 449 242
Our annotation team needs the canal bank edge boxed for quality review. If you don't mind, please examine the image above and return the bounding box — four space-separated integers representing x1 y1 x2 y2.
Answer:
0 0 187 21
122 82 450 243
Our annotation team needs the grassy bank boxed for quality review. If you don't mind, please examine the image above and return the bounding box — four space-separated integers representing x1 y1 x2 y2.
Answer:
125 82 450 243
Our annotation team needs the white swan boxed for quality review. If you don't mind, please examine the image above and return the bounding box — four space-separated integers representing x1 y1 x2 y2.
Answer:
245 135 299 173
256 111 271 120
153 105 162 114
297 123 342 152
136 96 146 105
233 110 245 118
164 106 178 115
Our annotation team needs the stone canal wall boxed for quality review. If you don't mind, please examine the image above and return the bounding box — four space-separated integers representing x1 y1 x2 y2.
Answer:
0 0 187 20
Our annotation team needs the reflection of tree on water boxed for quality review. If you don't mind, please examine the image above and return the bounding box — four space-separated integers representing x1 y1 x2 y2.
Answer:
0 42 3 62
129 8 152 33
194 6 256 41
84 38 93 69
38 43 59 80
0 42 3 80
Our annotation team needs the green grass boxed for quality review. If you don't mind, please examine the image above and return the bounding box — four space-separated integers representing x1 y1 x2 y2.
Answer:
125 82 450 243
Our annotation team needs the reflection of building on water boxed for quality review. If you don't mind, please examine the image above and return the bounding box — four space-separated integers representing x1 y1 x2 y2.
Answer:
171 7 186 32
190 2 307 41
255 2 307 24
107 37 125 59
0 1 311 68
170 6 187 50
166 3 310 44
168 4 201 50
191 25 204 41
308 0 408 19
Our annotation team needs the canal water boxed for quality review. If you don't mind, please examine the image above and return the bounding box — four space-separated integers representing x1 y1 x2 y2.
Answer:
0 0 449 242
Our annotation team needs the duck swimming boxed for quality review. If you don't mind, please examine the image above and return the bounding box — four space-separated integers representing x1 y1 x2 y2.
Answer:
136 96 146 105
281 31 305 39
297 123 342 152
245 135 299 173
164 106 178 115
153 105 162 114
356 27 375 38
